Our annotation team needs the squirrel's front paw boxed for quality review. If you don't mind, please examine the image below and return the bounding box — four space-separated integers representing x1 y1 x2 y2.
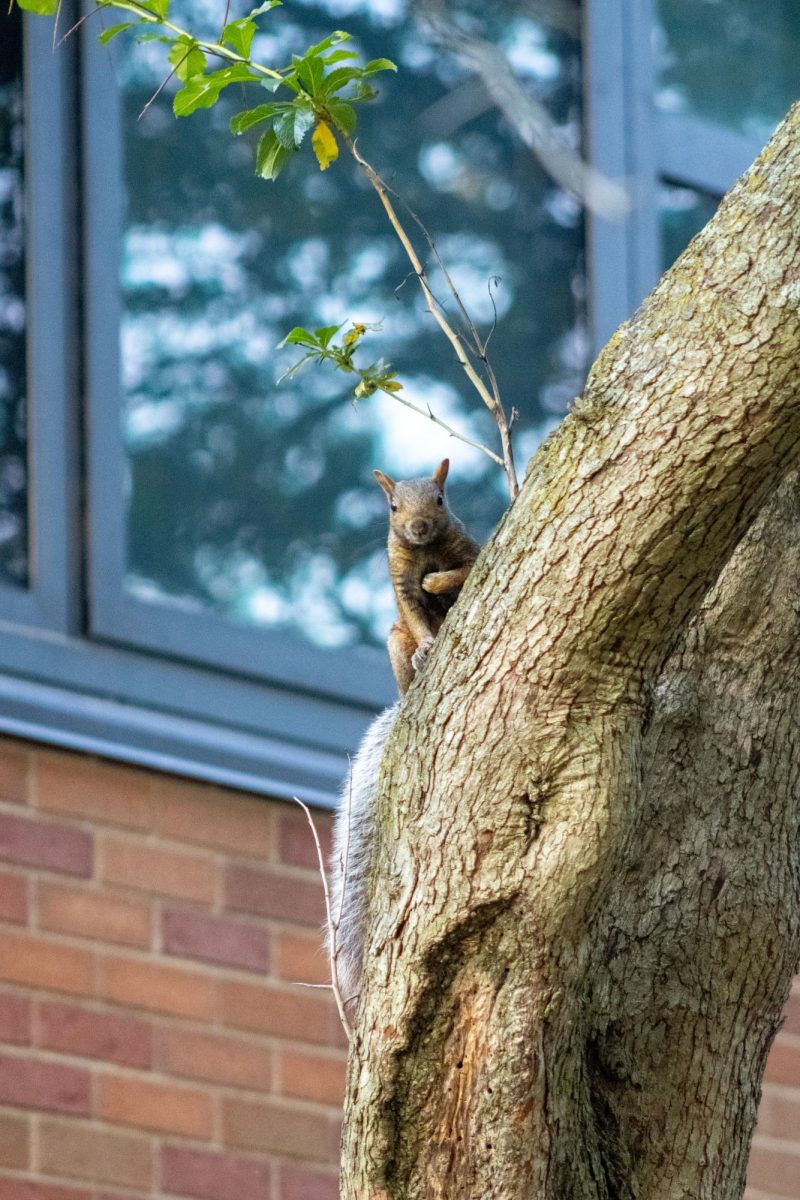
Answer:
411 636 435 672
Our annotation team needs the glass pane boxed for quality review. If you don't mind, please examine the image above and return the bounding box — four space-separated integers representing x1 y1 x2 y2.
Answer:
114 0 586 651
659 179 718 271
655 0 800 143
0 7 28 589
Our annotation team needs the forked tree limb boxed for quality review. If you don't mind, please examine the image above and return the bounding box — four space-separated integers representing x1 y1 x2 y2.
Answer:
341 104 800 1199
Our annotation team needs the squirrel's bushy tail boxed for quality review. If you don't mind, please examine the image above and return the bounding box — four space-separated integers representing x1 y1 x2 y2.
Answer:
328 703 399 1006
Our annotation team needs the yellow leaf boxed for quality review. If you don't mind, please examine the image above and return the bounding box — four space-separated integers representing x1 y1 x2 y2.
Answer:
312 121 339 170
344 323 366 348
382 380 403 392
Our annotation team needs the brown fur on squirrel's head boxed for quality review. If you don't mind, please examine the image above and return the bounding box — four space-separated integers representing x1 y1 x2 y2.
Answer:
373 459 451 547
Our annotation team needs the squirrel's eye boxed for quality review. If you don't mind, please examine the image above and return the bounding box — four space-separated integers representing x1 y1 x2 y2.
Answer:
436 495 444 506
390 502 398 512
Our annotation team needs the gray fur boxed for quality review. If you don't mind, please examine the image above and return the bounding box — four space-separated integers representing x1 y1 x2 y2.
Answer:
328 703 399 1004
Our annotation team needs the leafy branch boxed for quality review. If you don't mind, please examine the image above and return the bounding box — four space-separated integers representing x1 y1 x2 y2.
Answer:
17 0 520 499
278 323 505 467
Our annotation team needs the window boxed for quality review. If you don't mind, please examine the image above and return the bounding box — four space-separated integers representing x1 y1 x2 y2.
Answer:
0 0 796 804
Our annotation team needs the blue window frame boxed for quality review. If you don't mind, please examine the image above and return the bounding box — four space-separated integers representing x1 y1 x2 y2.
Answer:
0 0 791 806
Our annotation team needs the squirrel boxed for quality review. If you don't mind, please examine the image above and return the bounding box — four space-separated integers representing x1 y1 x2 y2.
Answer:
328 460 479 1002
373 457 480 694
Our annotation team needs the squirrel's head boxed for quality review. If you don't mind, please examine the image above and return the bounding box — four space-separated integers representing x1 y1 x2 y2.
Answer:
373 458 451 547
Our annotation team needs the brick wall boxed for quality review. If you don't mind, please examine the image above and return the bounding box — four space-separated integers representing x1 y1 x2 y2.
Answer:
0 734 797 1200
0 737 342 1200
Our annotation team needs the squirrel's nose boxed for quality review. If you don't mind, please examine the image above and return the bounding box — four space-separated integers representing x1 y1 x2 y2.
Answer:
410 519 429 538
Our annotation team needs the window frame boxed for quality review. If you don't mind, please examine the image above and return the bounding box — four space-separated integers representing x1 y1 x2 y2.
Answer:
0 0 774 808
0 17 80 632
585 0 764 350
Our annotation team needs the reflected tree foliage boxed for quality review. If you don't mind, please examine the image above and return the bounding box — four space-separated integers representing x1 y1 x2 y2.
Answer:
0 7 28 589
656 0 800 142
118 0 587 649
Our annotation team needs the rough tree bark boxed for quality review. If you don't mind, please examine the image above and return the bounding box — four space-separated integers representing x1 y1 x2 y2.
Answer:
341 103 800 1199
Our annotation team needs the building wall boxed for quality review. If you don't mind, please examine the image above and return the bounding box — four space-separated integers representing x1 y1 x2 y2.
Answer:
0 734 796 1200
0 736 342 1200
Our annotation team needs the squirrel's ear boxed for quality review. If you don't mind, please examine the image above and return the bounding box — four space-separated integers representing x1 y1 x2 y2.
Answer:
432 458 450 488
373 469 395 497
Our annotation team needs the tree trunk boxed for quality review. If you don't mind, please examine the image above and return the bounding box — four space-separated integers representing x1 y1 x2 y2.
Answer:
340 103 800 1199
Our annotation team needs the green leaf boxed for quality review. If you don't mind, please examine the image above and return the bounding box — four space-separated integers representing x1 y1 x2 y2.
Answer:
174 80 221 117
362 57 397 75
15 0 58 14
274 101 315 148
277 326 319 349
319 66 362 97
168 37 206 82
326 100 356 134
245 0 282 16
230 101 286 135
255 129 294 180
304 30 351 57
293 53 324 96
222 17 256 58
98 21 136 43
139 0 169 18
321 48 359 64
315 324 342 347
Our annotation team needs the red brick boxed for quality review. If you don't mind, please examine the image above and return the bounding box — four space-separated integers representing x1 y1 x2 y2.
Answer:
36 1001 152 1069
162 909 269 973
0 743 30 805
748 1141 800 1198
35 754 155 831
222 1096 337 1163
275 930 330 986
160 1145 272 1200
97 953 217 1020
155 779 272 860
38 882 152 949
755 1085 800 1141
0 930 94 996
225 865 324 927
159 1028 273 1091
0 871 27 925
279 1047 346 1107
97 1073 213 1139
764 1035 800 1086
277 807 333 872
0 1112 29 1168
39 1118 153 1189
279 1163 339 1200
783 989 800 1036
0 1180 90 1200
0 992 30 1044
100 835 217 904
0 1052 90 1114
220 978 333 1045
0 813 92 877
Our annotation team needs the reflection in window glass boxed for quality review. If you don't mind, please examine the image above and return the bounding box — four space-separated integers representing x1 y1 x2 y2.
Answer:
655 0 800 143
116 0 586 651
659 179 718 271
0 8 28 589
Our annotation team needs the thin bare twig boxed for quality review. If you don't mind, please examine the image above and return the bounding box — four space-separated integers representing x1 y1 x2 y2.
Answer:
347 138 518 499
377 385 503 467
291 796 353 1043
335 759 354 931
139 50 191 120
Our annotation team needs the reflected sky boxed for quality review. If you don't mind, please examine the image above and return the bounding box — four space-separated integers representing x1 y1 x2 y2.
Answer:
656 0 800 143
0 7 27 590
116 0 586 649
